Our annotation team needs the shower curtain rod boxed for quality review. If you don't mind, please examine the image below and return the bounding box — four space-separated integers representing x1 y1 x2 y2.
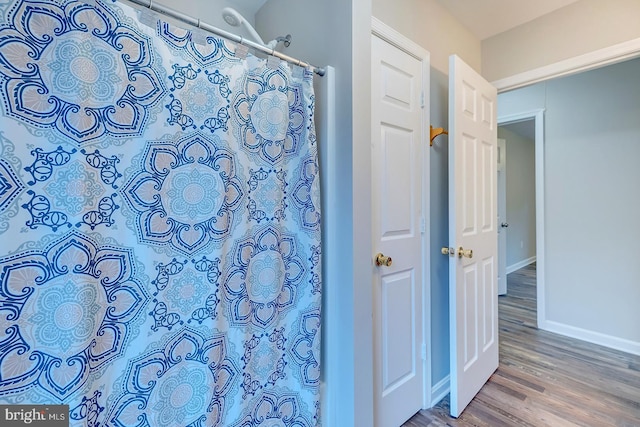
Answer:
122 0 326 76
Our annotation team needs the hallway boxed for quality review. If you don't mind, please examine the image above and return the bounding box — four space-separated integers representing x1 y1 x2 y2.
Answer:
404 263 640 426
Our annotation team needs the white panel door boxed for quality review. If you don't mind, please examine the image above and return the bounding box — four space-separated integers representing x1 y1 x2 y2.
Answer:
497 138 507 295
371 33 426 427
448 54 498 417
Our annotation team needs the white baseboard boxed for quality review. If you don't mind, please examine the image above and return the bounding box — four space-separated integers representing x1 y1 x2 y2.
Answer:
541 320 640 356
430 375 450 407
506 256 536 274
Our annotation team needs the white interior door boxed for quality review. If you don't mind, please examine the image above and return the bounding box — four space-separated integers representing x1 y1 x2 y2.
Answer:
371 33 426 427
448 54 499 417
497 138 507 295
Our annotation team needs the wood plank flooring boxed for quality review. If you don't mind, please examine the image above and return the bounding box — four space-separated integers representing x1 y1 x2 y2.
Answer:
403 263 640 427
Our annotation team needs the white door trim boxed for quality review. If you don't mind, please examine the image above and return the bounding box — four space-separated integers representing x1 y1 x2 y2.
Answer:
371 17 432 410
497 109 545 329
492 37 640 92
372 18 429 62
317 66 338 427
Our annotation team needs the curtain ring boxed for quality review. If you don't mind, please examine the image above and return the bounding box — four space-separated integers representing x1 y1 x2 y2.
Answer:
196 19 201 29
148 0 153 9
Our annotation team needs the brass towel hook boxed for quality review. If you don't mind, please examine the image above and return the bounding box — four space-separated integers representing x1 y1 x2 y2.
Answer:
430 125 448 146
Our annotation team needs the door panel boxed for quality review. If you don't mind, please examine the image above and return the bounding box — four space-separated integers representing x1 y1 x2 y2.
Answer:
380 126 414 236
372 33 426 427
461 135 478 235
448 55 498 418
382 270 414 390
481 140 494 231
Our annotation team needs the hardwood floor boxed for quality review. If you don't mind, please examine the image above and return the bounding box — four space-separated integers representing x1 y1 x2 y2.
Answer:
403 263 640 427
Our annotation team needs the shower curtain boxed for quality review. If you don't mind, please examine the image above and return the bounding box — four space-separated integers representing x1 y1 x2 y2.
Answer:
0 0 321 425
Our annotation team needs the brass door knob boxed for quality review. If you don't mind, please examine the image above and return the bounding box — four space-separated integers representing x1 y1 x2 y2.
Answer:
441 247 453 256
457 247 473 259
375 253 393 267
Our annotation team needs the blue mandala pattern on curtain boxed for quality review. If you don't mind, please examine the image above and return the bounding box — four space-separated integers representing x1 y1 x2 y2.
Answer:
231 67 308 165
0 0 165 144
0 0 321 425
158 22 239 69
0 231 149 400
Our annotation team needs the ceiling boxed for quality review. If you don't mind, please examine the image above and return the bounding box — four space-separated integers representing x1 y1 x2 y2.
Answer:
435 0 581 40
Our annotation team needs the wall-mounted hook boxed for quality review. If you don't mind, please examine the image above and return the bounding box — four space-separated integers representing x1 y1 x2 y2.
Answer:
430 125 449 146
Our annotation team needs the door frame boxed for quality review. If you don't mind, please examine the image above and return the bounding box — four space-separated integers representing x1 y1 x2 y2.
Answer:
497 110 545 328
493 36 640 341
497 138 506 296
492 37 640 92
371 17 432 410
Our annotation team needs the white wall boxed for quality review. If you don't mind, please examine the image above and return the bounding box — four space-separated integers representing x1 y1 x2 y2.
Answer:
498 57 640 352
372 0 482 398
257 1 373 426
498 125 536 269
482 0 640 82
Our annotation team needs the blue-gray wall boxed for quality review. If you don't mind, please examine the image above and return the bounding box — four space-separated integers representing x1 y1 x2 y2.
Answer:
429 69 450 391
498 125 536 269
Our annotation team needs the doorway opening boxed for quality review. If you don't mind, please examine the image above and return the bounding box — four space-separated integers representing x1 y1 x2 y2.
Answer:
498 119 537 293
497 110 545 328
